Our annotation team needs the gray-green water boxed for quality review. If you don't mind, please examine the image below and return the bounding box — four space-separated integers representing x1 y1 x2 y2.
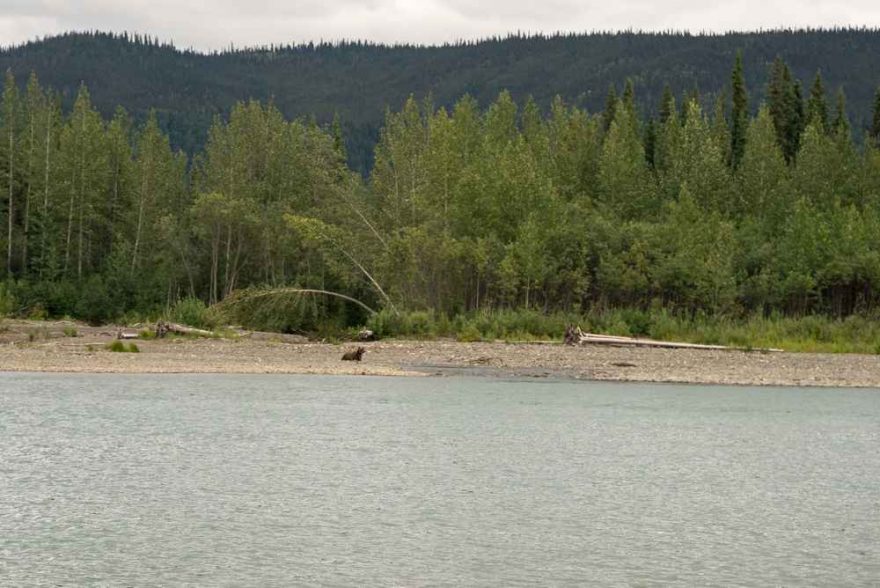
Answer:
1 373 878 586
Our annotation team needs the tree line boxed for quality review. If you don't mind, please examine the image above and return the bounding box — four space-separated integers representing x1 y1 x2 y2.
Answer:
4 29 880 175
2 56 880 327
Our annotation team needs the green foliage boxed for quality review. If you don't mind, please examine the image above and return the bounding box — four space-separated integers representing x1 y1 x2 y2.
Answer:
138 329 156 339
106 340 139 352
0 49 880 352
0 281 16 316
168 297 214 329
730 52 748 168
62 325 77 337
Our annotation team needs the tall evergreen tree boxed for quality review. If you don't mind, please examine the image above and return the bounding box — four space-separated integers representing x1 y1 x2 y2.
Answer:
622 79 636 114
767 57 804 162
806 71 829 133
832 88 850 138
602 84 618 132
659 84 675 124
730 52 748 168
871 87 880 147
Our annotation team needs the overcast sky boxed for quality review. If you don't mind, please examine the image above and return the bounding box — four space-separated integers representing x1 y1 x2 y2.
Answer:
1 0 879 51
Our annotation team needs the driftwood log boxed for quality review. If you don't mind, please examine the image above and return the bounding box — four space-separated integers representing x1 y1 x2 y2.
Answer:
155 320 214 339
563 324 781 352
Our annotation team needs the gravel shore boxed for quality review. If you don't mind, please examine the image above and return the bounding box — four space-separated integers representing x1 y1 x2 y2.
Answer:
1 320 878 387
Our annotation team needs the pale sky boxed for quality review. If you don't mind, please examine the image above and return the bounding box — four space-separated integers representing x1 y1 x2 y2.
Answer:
0 0 879 51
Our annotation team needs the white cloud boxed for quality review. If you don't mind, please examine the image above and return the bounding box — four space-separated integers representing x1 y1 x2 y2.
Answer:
0 0 878 50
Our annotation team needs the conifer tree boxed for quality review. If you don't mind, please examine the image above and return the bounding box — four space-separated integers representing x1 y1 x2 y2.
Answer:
602 84 617 131
767 57 804 162
622 79 636 114
832 88 850 138
644 118 657 168
730 52 748 168
806 71 829 132
659 84 675 124
871 87 880 147
712 91 731 166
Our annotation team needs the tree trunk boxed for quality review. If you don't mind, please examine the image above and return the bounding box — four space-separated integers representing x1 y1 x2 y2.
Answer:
7 111 14 275
63 167 75 275
39 107 51 278
131 174 147 275
22 113 34 272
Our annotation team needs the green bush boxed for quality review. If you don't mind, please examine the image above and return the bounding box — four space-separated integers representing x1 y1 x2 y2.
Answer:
457 323 482 342
106 340 126 352
0 281 16 317
168 297 214 329
106 340 139 353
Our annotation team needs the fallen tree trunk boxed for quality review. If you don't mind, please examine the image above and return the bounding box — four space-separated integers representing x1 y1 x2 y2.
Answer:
156 320 214 339
563 324 781 352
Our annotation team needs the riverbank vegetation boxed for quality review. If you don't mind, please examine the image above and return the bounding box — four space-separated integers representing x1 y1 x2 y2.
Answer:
1 56 880 352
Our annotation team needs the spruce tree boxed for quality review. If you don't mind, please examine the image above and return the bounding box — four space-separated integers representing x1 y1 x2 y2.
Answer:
871 87 880 146
644 118 657 168
767 57 804 162
806 71 829 133
832 88 850 138
602 84 617 132
730 52 748 168
659 84 675 124
622 79 636 114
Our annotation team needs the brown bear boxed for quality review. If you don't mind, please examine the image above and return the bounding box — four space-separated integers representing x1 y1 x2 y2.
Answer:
341 346 365 361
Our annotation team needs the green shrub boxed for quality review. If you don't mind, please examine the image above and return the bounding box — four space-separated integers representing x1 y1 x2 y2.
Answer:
106 340 126 352
106 340 139 353
457 323 482 342
168 297 214 329
63 326 78 337
0 281 16 317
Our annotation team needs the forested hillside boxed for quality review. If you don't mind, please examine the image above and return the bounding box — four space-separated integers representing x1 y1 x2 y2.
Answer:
1 56 880 342
1 29 880 173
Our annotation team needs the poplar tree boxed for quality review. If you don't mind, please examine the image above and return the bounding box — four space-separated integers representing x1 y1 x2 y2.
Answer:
2 70 20 275
736 106 789 221
21 73 46 274
598 99 655 219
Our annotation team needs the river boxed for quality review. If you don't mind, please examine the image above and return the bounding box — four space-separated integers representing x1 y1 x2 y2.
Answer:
1 373 878 586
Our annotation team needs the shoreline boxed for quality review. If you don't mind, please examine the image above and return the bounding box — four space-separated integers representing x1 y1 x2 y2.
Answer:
0 320 878 388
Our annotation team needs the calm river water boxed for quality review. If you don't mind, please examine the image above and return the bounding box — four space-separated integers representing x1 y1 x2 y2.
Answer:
1 373 878 586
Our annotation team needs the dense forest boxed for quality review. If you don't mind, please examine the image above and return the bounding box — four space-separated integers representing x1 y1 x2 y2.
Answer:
2 29 880 174
2 52 880 339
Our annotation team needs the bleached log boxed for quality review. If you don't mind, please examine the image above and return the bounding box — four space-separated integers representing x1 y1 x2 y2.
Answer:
155 320 214 338
564 324 781 352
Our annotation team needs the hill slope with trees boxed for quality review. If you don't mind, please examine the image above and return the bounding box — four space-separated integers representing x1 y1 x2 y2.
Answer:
1 29 880 172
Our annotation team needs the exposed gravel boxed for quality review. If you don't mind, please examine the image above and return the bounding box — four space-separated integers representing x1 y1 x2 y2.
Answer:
0 320 878 387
